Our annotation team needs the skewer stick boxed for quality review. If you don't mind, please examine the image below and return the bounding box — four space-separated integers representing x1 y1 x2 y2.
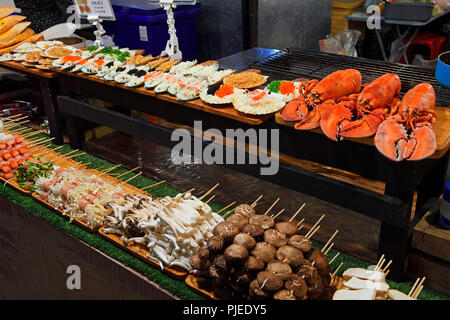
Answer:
263 197 280 216
223 208 236 219
9 127 31 134
324 242 334 256
305 214 325 238
27 137 55 146
413 285 424 299
271 208 285 220
205 195 215 204
120 172 142 185
322 229 339 253
408 277 421 297
141 180 166 191
296 217 305 227
1 114 23 120
198 183 220 201
297 225 304 232
374 254 385 272
182 188 195 196
50 150 78 162
412 277 426 299
99 164 121 176
250 195 263 208
5 119 30 127
329 252 340 265
331 262 344 278
306 225 320 240
382 260 392 273
115 166 140 180
384 270 390 277
22 130 45 138
60 152 86 160
289 203 306 222
216 201 236 215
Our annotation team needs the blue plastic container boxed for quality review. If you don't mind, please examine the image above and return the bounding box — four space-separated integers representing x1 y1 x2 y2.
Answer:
435 51 450 89
103 3 201 60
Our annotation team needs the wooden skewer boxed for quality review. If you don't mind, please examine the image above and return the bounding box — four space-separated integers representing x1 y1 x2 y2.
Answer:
142 180 166 191
198 183 220 201
4 116 29 125
216 201 236 215
263 197 280 216
50 151 78 162
374 254 385 272
306 225 320 240
205 195 215 204
25 136 47 145
250 195 263 208
120 172 142 185
27 137 55 146
331 262 344 278
182 188 195 196
296 217 305 227
413 285 424 299
61 152 86 160
22 130 45 138
329 252 340 265
223 208 236 219
384 270 390 277
382 260 392 273
1 114 23 120
412 277 426 299
289 203 306 222
271 208 285 220
297 225 304 232
322 230 339 253
5 119 30 127
305 214 325 238
378 258 386 272
3 114 28 121
9 127 31 134
324 242 334 256
408 277 421 297
115 166 140 180
99 164 121 176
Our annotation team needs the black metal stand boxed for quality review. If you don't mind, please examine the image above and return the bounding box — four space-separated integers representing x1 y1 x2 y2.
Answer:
55 71 449 280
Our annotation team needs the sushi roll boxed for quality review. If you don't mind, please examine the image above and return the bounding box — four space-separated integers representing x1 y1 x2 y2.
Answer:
176 80 208 101
154 73 178 93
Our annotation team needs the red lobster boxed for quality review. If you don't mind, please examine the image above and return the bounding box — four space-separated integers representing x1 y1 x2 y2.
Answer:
320 73 402 141
375 83 436 161
281 69 362 130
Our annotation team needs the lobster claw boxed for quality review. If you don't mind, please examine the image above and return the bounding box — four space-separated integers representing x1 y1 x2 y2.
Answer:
320 103 352 141
295 101 334 131
281 96 309 121
339 109 385 138
403 125 436 161
374 120 437 161
374 119 407 161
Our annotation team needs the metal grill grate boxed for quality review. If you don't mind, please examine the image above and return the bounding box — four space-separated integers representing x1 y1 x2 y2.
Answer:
250 48 450 107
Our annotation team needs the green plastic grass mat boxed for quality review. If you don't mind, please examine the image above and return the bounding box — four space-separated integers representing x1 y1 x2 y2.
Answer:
2 126 448 300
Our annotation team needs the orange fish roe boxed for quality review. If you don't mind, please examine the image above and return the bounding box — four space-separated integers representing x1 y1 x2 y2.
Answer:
215 84 234 98
62 55 81 64
279 81 295 95
247 90 267 101
78 59 89 65
93 59 104 67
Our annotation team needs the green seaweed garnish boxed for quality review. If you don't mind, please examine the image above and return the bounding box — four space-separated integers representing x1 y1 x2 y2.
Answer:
267 80 283 93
